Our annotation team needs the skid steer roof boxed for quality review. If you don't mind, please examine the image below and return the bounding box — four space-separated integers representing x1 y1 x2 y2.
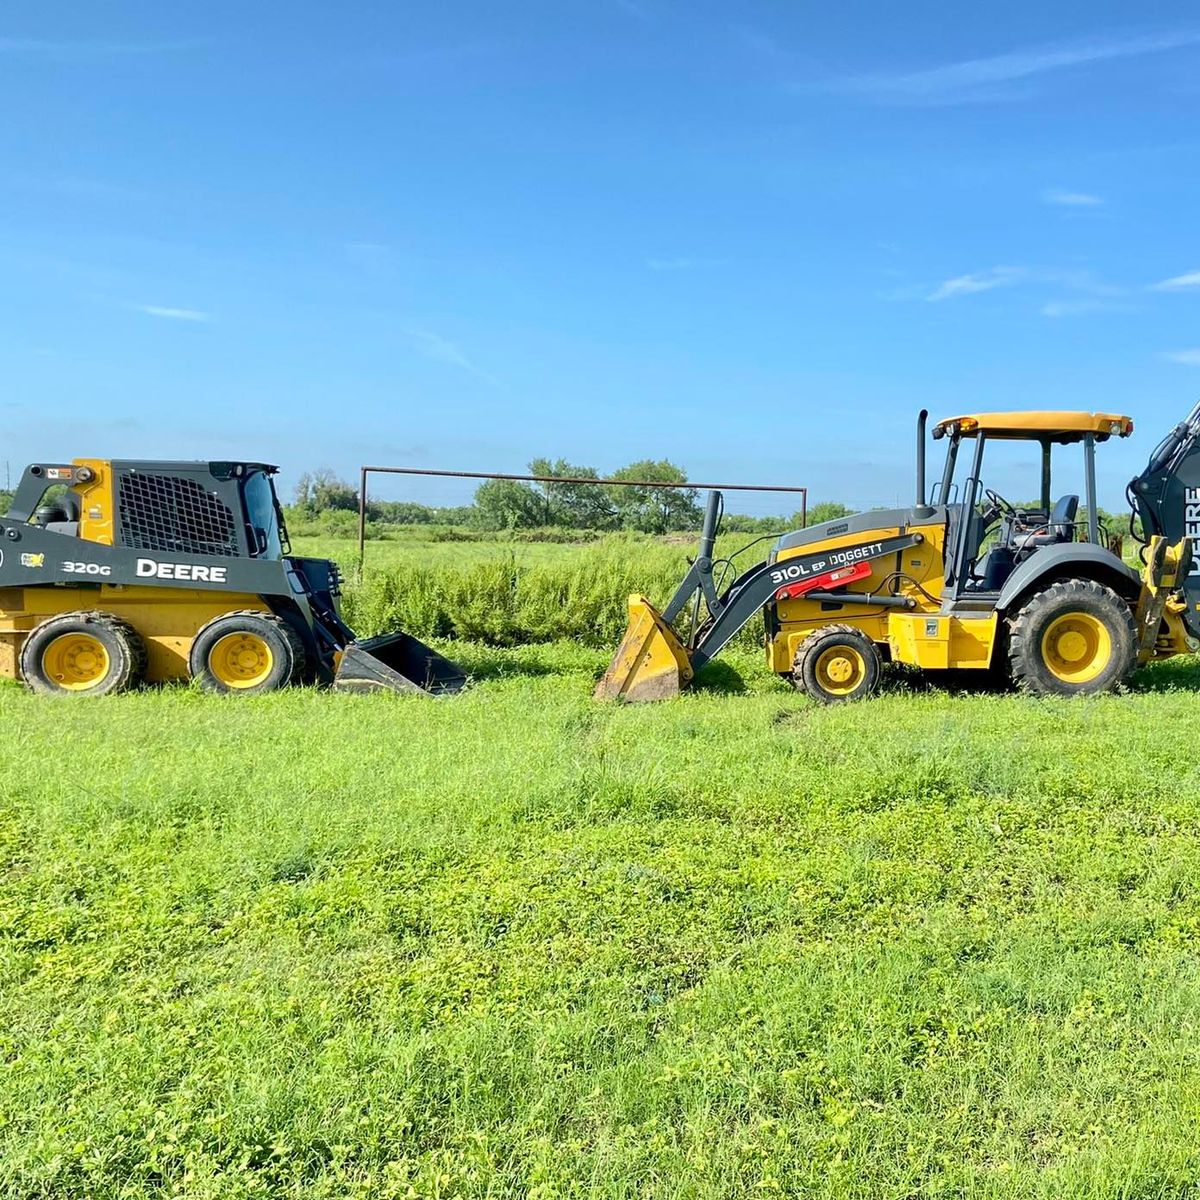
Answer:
933 411 1133 443
104 459 280 476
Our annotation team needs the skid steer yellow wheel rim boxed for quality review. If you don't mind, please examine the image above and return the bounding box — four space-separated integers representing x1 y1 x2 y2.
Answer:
209 632 274 689
814 645 866 696
1041 612 1111 684
42 633 111 691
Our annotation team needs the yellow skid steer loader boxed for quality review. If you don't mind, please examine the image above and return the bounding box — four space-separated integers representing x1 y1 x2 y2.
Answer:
597 406 1200 703
0 458 465 697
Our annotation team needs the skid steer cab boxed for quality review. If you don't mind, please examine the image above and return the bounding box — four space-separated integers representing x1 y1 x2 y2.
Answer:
597 406 1200 704
0 459 465 698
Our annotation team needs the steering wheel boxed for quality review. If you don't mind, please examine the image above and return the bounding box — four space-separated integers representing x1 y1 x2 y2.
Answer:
983 487 1018 517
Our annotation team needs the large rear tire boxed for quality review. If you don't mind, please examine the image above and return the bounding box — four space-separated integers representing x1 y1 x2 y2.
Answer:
20 611 147 697
189 610 305 695
793 624 882 704
1007 579 1135 697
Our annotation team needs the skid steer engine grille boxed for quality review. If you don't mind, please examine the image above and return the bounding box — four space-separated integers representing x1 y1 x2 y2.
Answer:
118 472 239 557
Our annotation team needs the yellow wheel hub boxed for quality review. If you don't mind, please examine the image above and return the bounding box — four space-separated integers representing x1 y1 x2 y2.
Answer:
814 645 866 696
209 632 274 689
42 632 111 691
1041 612 1111 684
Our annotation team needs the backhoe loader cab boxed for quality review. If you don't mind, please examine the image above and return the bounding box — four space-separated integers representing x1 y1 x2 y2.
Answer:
0 458 465 697
597 407 1197 705
927 411 1133 599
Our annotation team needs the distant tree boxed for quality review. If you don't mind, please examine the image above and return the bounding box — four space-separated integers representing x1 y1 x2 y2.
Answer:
1078 506 1121 542
720 513 787 534
370 500 433 525
528 457 617 529
473 477 545 530
294 468 358 513
800 501 854 527
608 460 701 534
438 505 479 526
0 489 11 517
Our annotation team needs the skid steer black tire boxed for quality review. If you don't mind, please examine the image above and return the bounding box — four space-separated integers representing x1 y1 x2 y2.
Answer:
20 611 147 697
189 610 305 695
1007 579 1135 697
793 624 882 704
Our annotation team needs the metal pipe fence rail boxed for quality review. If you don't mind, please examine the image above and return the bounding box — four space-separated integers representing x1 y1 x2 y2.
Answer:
355 465 808 570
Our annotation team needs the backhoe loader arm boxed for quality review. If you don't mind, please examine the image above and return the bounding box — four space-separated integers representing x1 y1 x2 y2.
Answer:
687 532 922 670
1135 535 1195 663
595 488 922 700
1129 397 1200 637
1131 399 1200 536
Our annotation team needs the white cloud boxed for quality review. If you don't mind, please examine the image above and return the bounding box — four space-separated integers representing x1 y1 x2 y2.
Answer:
927 267 1026 301
825 27 1200 103
138 305 210 322
1044 189 1104 206
926 266 1124 307
1151 270 1200 291
1041 299 1127 317
404 328 499 386
1163 350 1200 365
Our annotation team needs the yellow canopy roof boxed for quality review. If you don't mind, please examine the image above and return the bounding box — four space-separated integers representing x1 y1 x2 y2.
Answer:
933 411 1134 442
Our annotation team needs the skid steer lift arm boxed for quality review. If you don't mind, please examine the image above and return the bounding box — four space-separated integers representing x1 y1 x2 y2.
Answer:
595 491 922 701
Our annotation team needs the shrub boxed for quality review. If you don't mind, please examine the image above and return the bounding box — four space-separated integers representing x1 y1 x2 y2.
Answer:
341 535 772 650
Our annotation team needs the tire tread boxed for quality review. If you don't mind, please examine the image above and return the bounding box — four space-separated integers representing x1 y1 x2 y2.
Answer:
189 609 305 693
793 623 883 704
19 610 147 696
1007 578 1135 696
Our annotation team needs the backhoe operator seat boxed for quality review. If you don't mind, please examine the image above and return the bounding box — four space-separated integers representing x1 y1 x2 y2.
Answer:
1014 494 1078 561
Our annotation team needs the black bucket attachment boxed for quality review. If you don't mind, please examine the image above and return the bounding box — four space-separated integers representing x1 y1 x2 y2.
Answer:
333 631 468 696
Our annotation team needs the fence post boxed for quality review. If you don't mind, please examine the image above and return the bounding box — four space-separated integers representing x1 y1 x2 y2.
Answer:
357 466 368 577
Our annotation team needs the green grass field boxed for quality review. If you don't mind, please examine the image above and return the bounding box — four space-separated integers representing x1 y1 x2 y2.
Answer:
294 534 605 571
3 535 1200 1198
290 529 761 574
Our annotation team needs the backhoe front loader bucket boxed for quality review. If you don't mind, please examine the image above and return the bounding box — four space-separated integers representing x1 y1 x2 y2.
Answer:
594 594 695 702
333 631 468 696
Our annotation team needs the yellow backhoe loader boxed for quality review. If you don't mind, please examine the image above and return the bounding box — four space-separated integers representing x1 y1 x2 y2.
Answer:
597 406 1200 703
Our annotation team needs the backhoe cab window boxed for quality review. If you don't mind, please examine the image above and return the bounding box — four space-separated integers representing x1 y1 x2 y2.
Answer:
939 436 1047 516
241 471 283 559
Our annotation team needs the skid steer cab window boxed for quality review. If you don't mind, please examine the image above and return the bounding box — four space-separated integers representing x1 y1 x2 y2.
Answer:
241 470 284 559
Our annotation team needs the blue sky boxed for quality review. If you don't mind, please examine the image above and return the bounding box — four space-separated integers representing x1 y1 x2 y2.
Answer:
2 2 1199 516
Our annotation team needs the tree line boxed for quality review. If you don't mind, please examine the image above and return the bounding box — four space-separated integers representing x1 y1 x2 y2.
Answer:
293 461 844 534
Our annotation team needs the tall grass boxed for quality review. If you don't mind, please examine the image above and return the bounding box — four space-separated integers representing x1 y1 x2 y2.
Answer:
341 534 773 647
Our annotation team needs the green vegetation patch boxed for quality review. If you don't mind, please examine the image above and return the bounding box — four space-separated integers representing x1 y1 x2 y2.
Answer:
317 532 773 649
3 647 1200 1197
